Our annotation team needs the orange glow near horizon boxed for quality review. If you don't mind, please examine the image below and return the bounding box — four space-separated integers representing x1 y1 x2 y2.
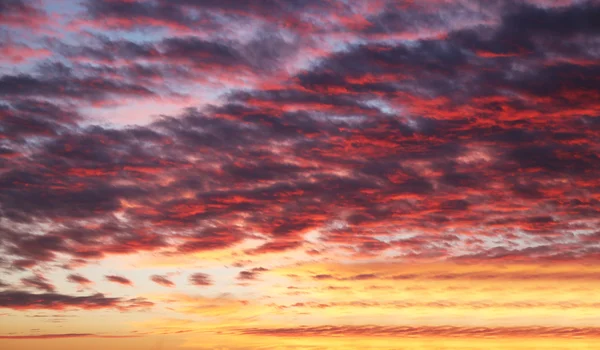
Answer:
3 261 600 349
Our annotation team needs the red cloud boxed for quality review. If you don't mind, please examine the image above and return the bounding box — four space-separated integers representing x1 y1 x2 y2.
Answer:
246 241 302 255
105 275 133 286
0 0 48 28
67 274 93 286
189 273 213 286
150 274 175 287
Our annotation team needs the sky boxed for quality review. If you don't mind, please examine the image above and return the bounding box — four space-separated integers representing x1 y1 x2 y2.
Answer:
1 0 600 349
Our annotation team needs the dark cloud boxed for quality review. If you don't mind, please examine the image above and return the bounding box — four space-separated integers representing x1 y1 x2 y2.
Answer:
160 37 243 67
82 0 198 30
313 274 334 280
246 241 303 255
502 2 600 38
0 70 155 103
0 0 599 273
105 275 133 286
21 274 55 292
164 0 335 17
54 36 160 63
67 274 93 286
237 267 269 281
361 1 490 37
0 99 80 141
0 290 152 310
82 0 341 32
150 274 175 287
0 0 47 27
189 273 212 286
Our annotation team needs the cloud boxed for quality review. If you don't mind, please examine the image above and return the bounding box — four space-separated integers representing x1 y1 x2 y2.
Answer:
80 0 204 31
0 333 138 339
246 241 303 255
150 274 175 287
105 275 133 286
189 273 213 286
237 267 269 281
0 41 50 63
0 70 155 104
0 290 153 311
0 99 80 141
21 274 55 292
80 0 342 34
0 0 599 282
239 325 600 338
67 274 93 287
172 294 256 317
0 0 48 28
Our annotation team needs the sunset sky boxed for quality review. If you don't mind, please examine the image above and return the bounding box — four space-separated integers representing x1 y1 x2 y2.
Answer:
1 0 600 349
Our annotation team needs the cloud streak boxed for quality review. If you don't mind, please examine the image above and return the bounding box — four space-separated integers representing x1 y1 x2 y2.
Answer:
0 290 153 311
240 325 600 338
105 275 133 286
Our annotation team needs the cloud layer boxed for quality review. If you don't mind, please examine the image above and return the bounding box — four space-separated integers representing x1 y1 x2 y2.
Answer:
1 0 600 348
